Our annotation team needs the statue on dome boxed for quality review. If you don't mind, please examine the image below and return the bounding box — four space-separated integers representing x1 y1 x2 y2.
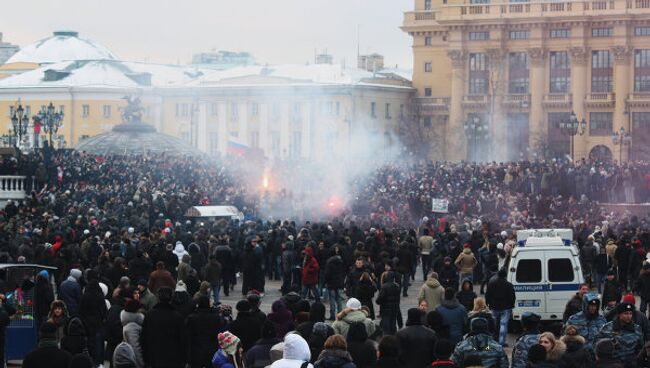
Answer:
120 95 143 124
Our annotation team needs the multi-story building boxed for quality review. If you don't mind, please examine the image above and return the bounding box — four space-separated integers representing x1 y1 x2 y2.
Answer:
0 33 19 66
402 0 650 162
0 32 413 159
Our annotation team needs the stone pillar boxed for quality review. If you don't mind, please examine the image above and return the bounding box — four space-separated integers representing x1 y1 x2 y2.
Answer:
612 45 632 162
239 101 248 145
218 102 228 155
447 49 467 161
280 103 290 158
302 102 312 159
260 103 269 156
197 102 208 152
528 47 547 154
487 48 507 162
570 47 589 159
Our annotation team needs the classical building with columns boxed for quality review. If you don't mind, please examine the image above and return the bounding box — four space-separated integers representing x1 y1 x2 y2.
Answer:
403 0 650 162
0 31 413 158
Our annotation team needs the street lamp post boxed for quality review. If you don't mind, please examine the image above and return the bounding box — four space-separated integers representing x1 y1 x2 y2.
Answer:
36 102 64 148
10 104 30 149
611 126 632 163
464 115 490 162
559 111 586 161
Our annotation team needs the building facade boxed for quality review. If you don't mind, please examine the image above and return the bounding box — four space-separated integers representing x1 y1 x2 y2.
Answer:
403 0 650 162
0 32 413 158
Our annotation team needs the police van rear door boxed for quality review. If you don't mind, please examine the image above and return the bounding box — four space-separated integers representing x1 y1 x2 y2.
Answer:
512 250 546 319
544 250 581 321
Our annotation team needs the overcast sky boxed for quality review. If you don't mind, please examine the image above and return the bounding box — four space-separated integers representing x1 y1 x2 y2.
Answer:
0 0 414 69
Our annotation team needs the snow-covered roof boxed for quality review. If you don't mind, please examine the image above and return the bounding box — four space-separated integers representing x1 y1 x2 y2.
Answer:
6 31 118 64
0 60 205 89
192 63 412 88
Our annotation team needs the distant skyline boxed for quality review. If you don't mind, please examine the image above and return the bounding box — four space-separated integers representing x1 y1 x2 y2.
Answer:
0 0 414 69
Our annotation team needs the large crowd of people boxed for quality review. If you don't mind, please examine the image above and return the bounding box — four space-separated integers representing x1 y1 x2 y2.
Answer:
0 149 650 368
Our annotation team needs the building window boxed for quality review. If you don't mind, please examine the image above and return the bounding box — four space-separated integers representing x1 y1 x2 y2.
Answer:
371 102 377 118
181 103 189 117
103 105 111 118
251 102 259 116
82 104 90 118
335 101 341 116
8 106 14 118
589 112 613 136
591 50 613 93
635 49 650 92
424 62 432 72
550 29 571 38
469 53 489 95
210 103 218 116
400 104 405 119
636 27 650 36
423 116 432 127
468 31 490 41
230 103 238 122
592 28 614 37
424 0 432 10
509 30 530 40
424 88 433 97
271 131 281 156
470 0 490 3
425 36 432 46
549 51 570 93
209 132 218 154
290 131 302 157
508 52 529 94
385 103 391 119
250 131 259 148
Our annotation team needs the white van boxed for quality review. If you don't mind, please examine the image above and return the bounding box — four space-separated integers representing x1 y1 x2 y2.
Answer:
508 229 583 322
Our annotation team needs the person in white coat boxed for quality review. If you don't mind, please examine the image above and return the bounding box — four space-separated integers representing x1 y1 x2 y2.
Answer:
173 241 189 263
270 333 313 368
120 299 145 368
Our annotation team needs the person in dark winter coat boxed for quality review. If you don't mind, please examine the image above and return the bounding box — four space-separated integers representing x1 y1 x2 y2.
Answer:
511 312 541 368
635 263 650 317
314 334 356 368
203 255 222 304
310 322 335 364
560 325 594 368
564 284 590 322
357 273 376 319
186 296 226 368
376 271 402 335
141 287 187 368
34 270 54 329
603 270 623 308
485 269 516 346
597 302 644 366
171 281 196 319
430 339 456 368
148 262 176 296
345 322 376 368
297 302 326 341
375 335 405 368
395 308 437 368
60 317 87 356
246 320 281 368
451 317 508 368
214 244 235 297
427 310 450 341
268 299 295 339
59 268 82 316
325 250 346 320
78 279 107 366
0 294 14 367
105 289 130 364
23 322 72 368
230 299 263 352
595 338 624 368
435 287 467 346
637 341 650 368
565 293 607 351
456 280 477 312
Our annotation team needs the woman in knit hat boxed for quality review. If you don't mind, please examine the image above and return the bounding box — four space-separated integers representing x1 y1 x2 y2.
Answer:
212 331 243 368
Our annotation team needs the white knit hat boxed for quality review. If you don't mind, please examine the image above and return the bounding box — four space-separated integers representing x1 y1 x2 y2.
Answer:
346 298 362 311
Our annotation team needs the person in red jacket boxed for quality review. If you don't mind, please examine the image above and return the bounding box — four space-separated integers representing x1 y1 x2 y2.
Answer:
301 245 321 302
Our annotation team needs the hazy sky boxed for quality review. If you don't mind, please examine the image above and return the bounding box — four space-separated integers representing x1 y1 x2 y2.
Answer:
0 0 414 69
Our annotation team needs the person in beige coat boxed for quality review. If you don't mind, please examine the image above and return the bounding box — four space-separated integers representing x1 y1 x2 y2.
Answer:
455 245 478 284
418 272 445 312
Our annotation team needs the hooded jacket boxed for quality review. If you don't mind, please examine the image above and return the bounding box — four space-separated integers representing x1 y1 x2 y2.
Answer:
346 322 376 368
332 309 376 339
113 341 137 368
172 242 189 263
418 276 445 312
120 310 144 368
560 333 593 368
395 317 436 368
455 248 478 274
185 305 225 367
270 333 314 368
302 248 320 286
435 298 467 346
565 293 607 350
597 316 644 365
456 280 477 311
268 300 295 339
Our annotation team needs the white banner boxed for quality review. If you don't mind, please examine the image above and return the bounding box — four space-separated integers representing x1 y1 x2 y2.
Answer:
431 198 449 213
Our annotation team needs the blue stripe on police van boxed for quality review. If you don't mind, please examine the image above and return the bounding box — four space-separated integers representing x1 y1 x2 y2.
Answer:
513 283 581 292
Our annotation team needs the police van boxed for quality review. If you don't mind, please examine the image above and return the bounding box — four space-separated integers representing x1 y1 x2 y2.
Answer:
508 229 583 322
